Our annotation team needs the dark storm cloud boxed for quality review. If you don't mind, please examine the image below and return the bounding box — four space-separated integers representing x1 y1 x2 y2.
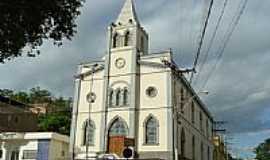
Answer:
0 0 269 136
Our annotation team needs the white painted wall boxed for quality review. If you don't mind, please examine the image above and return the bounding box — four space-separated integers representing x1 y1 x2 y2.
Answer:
0 132 69 160
71 0 215 158
73 50 214 159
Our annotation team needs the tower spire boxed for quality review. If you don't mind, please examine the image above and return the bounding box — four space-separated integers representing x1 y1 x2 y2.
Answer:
116 0 139 25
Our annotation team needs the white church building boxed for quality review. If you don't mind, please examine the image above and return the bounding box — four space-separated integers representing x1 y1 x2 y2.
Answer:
70 0 214 159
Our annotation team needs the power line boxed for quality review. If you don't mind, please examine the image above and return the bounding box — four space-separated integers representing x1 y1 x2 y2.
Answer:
190 0 206 67
190 0 215 84
201 0 249 89
193 0 229 86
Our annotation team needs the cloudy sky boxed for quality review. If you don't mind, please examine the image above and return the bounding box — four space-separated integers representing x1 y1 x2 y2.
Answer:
1 0 269 158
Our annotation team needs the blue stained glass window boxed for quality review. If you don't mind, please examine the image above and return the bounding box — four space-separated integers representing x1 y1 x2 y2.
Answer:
109 118 128 136
145 117 158 144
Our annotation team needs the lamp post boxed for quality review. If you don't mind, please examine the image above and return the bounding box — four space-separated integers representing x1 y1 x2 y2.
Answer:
85 64 97 160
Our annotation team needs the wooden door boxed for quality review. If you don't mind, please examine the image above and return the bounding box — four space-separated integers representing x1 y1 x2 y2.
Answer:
108 136 125 157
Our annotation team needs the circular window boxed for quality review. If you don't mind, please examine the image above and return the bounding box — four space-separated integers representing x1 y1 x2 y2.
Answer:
115 58 126 69
86 92 96 103
146 87 158 98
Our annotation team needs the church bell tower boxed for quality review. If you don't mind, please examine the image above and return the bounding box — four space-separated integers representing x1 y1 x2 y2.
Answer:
109 0 148 55
102 0 149 155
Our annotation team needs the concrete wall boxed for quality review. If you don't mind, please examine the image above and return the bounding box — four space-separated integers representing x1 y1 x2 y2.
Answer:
0 132 69 160
49 139 69 160
0 113 37 132
138 52 172 154
173 75 214 160
73 50 215 160
71 0 215 158
0 101 38 132
73 51 174 159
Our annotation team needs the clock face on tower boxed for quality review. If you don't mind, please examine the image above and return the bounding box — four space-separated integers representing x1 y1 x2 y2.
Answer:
115 58 126 69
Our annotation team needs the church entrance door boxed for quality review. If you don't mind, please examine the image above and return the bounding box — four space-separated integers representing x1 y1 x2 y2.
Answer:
107 118 128 157
108 136 126 157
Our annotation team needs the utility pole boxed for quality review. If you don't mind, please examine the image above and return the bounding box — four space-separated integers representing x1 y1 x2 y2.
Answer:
161 58 209 160
102 23 113 154
161 56 195 160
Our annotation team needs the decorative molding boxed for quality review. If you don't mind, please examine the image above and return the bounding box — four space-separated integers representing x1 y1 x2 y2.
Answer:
143 114 160 127
110 80 130 88
75 65 105 79
138 60 166 69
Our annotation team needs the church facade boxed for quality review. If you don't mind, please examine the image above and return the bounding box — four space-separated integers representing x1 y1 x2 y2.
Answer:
70 0 214 159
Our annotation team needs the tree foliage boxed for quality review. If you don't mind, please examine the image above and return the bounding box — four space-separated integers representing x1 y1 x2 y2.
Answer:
29 87 51 103
255 138 270 160
37 95 72 135
38 98 71 135
0 87 72 135
0 0 84 63
0 87 52 104
227 153 243 160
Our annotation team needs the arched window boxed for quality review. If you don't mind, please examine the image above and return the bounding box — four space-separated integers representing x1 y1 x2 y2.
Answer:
180 88 185 113
201 142 204 160
109 117 128 137
181 128 186 158
191 102 195 123
145 116 158 144
115 89 121 106
109 90 114 106
207 146 210 160
112 33 120 48
123 88 129 106
192 136 196 160
11 150 19 160
124 31 131 46
82 119 95 146
200 112 203 131
141 36 144 52
214 149 218 160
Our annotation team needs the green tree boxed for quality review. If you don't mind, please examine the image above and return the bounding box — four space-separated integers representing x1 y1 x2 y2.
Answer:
0 89 14 97
0 0 84 63
0 87 72 135
255 138 270 160
38 106 71 135
28 88 72 135
29 87 52 103
228 153 243 160
12 91 30 104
